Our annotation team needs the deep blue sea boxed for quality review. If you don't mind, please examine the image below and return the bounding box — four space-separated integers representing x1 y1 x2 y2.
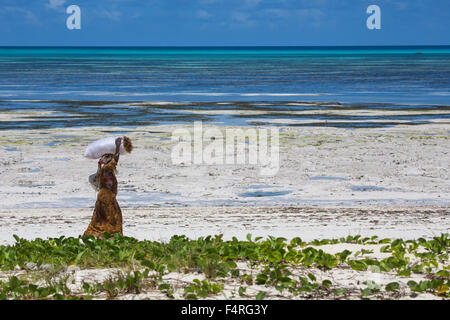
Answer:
0 46 449 129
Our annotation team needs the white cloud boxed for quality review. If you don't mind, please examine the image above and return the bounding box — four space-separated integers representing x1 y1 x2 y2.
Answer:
46 0 67 9
97 9 122 21
231 12 249 23
197 10 212 20
261 9 289 19
230 11 256 27
1 6 40 25
393 1 408 11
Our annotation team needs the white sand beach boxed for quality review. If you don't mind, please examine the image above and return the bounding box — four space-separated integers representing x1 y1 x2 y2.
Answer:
0 118 449 244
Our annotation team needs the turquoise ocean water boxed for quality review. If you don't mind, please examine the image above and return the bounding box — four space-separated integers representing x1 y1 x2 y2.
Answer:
0 46 449 129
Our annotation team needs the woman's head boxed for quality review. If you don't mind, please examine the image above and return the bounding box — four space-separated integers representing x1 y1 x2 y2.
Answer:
99 153 114 165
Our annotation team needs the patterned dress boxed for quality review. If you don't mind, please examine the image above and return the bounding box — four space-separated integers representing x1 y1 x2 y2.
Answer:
84 158 123 237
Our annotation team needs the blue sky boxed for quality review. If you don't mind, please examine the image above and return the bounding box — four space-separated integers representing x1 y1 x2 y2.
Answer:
0 0 449 46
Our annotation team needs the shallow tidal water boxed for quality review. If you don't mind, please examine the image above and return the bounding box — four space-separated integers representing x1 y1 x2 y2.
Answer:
0 46 450 130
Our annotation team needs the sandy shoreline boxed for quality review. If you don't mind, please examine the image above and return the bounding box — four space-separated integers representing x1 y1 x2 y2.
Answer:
1 123 449 207
0 108 449 245
1 206 448 245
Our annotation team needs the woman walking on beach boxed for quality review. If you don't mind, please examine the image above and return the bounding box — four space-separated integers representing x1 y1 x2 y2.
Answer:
84 137 132 238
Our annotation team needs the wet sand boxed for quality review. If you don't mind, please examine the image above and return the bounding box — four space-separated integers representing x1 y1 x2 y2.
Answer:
0 206 448 245
0 112 449 244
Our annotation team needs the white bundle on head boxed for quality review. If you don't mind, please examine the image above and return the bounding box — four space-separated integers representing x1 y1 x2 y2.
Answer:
84 136 128 159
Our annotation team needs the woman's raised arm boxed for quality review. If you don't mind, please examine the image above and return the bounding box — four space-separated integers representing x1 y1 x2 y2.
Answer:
114 137 122 163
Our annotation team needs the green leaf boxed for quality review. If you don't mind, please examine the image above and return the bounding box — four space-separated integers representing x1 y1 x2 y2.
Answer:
412 264 424 273
407 280 420 292
322 280 332 287
350 260 367 271
269 251 282 262
75 250 86 264
158 284 171 291
419 281 428 292
256 274 268 285
231 269 240 277
256 291 266 300
361 288 371 297
385 282 400 292
336 249 352 262
333 288 347 296
398 268 411 277
185 293 197 300
116 278 125 290
435 270 450 278
140 260 156 270
184 286 194 293
364 280 380 290
225 260 237 269
368 265 381 273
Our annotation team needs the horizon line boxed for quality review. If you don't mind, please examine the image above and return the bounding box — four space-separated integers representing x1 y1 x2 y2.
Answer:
1 45 450 48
